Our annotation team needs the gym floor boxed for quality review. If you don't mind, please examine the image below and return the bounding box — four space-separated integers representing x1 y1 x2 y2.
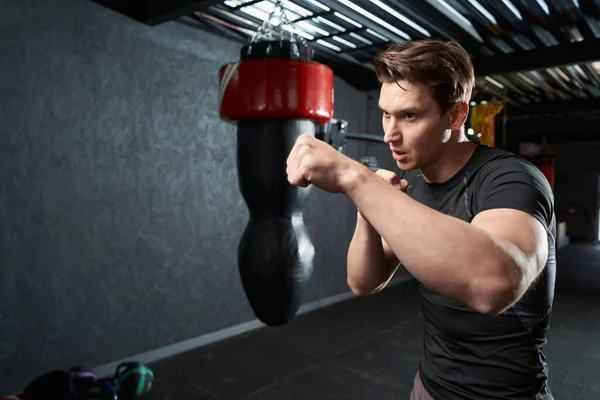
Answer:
146 243 600 400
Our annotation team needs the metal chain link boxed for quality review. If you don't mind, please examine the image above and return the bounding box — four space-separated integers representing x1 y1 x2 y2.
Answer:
249 0 307 48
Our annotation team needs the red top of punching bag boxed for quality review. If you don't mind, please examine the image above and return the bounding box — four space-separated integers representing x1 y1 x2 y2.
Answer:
218 59 334 123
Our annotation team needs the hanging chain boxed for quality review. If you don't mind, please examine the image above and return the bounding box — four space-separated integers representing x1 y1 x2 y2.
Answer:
249 0 307 47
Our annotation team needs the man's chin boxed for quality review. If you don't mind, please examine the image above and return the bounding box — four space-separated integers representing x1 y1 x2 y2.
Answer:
396 160 416 171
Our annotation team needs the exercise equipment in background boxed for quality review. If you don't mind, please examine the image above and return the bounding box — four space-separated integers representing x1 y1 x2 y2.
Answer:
2 361 153 400
519 139 556 191
469 100 504 147
218 1 333 327
317 118 386 150
531 138 555 191
114 362 153 399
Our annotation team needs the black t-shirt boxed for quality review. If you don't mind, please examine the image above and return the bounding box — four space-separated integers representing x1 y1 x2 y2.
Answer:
400 144 556 400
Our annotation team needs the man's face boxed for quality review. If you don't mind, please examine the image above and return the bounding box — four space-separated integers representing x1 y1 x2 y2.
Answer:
378 80 461 171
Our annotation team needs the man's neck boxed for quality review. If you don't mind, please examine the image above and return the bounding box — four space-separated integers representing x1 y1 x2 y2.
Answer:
420 141 479 184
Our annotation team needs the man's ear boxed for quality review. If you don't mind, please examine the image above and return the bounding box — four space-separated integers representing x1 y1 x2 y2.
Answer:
449 102 469 130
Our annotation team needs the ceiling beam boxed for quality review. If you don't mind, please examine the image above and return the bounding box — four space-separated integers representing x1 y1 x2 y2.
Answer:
508 97 600 116
92 0 204 25
384 0 489 54
498 118 600 136
316 56 378 91
473 38 600 76
315 0 412 44
515 131 600 143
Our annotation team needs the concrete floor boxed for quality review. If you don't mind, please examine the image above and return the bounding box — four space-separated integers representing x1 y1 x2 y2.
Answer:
146 243 600 400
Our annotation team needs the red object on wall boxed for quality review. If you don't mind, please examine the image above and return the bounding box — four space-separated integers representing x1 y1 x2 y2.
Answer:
532 154 555 190
218 59 334 123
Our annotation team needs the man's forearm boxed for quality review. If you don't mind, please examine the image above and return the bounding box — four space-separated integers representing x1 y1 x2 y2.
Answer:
346 214 390 294
342 167 522 313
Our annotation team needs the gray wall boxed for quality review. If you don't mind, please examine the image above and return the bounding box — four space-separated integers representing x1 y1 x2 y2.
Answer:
550 143 600 241
366 90 383 135
0 0 390 393
552 142 600 176
554 174 599 241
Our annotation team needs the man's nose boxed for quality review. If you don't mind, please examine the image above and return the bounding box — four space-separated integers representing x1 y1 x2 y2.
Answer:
383 125 400 144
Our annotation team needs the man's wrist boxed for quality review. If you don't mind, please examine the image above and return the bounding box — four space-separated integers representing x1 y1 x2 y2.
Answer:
356 211 379 234
341 163 371 196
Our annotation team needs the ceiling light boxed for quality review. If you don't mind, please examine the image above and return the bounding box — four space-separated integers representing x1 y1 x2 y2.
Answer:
315 16 345 32
484 76 504 89
517 72 538 87
239 6 270 22
546 69 570 91
536 0 550 15
369 0 430 37
428 0 484 42
366 28 389 42
334 12 361 28
337 0 411 40
222 0 254 7
488 37 514 53
466 0 497 25
573 64 588 80
317 39 341 51
531 26 559 46
307 0 329 11
283 25 314 39
332 36 357 48
510 32 535 51
568 27 584 42
295 20 329 36
501 0 522 20
280 0 312 17
555 68 571 82
350 32 373 45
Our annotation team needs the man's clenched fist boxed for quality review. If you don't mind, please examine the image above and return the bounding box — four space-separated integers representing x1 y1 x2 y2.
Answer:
286 134 360 193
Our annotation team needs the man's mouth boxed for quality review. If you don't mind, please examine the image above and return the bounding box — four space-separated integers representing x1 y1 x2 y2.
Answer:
392 150 407 160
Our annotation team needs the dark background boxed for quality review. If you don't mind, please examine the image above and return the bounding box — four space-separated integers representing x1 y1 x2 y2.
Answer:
1 0 599 394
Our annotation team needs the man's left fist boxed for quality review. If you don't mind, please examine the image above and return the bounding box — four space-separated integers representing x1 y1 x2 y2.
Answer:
286 134 358 193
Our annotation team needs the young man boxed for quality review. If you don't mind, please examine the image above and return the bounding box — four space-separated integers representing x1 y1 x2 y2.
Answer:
286 39 556 399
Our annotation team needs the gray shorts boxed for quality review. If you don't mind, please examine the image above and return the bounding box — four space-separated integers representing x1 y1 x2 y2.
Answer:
410 372 434 400
409 372 553 400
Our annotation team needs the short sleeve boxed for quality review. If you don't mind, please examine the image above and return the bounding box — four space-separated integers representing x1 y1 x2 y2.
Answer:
475 157 554 230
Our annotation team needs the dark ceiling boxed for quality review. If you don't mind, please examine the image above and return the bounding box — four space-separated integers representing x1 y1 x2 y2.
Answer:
94 0 600 131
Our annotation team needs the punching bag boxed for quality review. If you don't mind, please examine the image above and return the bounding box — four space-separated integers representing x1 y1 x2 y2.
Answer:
532 138 555 191
218 39 334 326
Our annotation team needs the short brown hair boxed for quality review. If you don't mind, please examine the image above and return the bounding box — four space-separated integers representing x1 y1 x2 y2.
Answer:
374 40 475 114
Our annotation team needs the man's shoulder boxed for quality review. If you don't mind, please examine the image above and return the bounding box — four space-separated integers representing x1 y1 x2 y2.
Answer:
474 145 537 173
474 146 551 192
470 146 555 229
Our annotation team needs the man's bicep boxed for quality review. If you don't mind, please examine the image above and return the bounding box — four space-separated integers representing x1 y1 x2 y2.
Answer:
473 159 554 279
472 208 548 277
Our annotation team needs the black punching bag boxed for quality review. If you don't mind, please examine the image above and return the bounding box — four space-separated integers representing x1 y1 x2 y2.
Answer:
218 40 334 326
